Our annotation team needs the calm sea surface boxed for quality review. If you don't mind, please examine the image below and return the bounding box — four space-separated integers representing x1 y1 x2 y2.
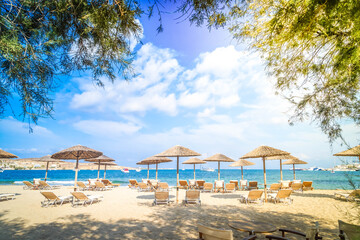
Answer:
0 169 359 190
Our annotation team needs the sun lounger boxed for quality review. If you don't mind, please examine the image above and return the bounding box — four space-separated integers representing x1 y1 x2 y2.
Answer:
202 183 213 193
39 181 61 190
77 181 93 191
248 181 258 190
239 180 248 190
102 179 120 187
339 220 360 240
198 224 234 240
148 180 159 191
23 181 39 190
138 182 151 192
291 183 303 193
153 191 170 205
179 180 189 190
239 190 264 204
33 178 41 186
158 182 170 192
71 192 102 206
268 189 293 204
189 179 196 189
267 183 281 193
280 180 291 189
196 180 205 190
302 181 314 191
214 180 224 193
40 192 72 207
184 190 201 205
230 180 239 190
334 190 360 202
94 181 112 191
88 179 99 188
266 225 322 240
0 193 15 201
128 179 139 188
224 183 236 193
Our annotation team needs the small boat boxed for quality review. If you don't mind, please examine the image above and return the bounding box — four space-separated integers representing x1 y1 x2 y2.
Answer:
121 168 129 173
200 167 215 172
0 168 3 173
135 168 141 172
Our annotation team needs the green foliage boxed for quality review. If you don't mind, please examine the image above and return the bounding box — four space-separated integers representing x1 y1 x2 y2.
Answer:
0 0 142 125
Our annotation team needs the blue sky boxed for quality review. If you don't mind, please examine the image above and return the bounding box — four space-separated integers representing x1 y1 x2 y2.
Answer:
1 12 359 169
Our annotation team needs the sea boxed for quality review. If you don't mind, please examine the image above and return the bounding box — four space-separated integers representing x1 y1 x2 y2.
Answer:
1 169 359 190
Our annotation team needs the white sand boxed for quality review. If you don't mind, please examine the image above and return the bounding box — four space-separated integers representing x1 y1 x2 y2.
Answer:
0 185 357 239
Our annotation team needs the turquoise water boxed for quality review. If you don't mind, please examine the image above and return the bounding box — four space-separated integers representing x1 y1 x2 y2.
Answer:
0 169 359 190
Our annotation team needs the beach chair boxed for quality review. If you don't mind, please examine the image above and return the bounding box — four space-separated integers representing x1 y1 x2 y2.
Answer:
248 181 258 190
23 181 39 190
196 180 205 190
142 179 148 184
128 179 139 188
33 178 41 186
292 179 302 184
334 190 360 202
189 179 196 189
94 181 112 191
339 220 360 240
158 182 170 192
224 183 236 193
179 180 189 189
138 182 151 192
147 180 158 191
291 183 303 193
239 190 264 204
239 180 248 190
0 194 15 201
71 192 103 207
214 180 224 193
268 189 293 204
39 181 61 190
198 224 250 240
40 192 72 207
202 183 213 193
267 183 281 193
230 180 239 190
77 181 93 191
88 179 99 188
280 180 291 189
303 181 314 191
102 179 120 187
266 226 322 240
153 191 170 205
184 190 201 205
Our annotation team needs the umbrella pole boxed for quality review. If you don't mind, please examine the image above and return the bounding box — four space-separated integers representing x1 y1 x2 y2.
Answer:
262 157 267 202
280 159 283 181
194 164 196 180
293 164 296 180
74 158 79 191
176 156 179 204
45 162 49 181
218 161 220 181
104 165 107 179
147 164 149 179
241 166 244 180
97 160 100 180
156 163 158 180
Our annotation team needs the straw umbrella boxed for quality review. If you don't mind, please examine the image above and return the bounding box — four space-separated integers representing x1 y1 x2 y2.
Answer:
93 162 117 179
85 155 115 180
241 145 289 201
155 145 201 203
265 154 298 181
229 158 255 180
182 157 206 180
334 145 360 163
0 149 18 167
203 154 235 181
282 158 308 180
139 156 172 180
51 145 102 191
136 160 152 179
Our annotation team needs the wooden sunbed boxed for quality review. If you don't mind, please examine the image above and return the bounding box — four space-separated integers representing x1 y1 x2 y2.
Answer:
202 183 213 193
158 182 170 192
77 181 93 191
138 182 151 192
128 179 139 188
196 180 205 190
224 183 236 193
268 189 293 204
239 190 263 204
302 181 314 191
23 181 39 190
153 191 170 205
41 192 72 207
184 190 201 205
94 181 112 191
179 180 189 190
267 183 281 193
214 180 224 193
0 193 15 201
230 180 239 190
334 190 360 202
39 181 61 190
248 181 258 190
290 183 303 193
71 192 102 206
102 179 120 187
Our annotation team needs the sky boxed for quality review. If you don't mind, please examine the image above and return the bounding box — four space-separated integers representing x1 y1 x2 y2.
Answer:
1 8 360 169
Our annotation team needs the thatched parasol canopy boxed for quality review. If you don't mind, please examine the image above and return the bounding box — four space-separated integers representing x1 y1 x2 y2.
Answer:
204 154 235 181
85 155 115 180
182 157 206 180
241 146 289 201
265 154 298 181
140 156 172 180
51 145 103 190
155 145 201 203
283 158 308 180
334 145 360 163
0 149 18 158
229 158 255 180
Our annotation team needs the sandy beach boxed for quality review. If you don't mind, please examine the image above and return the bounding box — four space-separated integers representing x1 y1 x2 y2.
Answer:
0 185 356 239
